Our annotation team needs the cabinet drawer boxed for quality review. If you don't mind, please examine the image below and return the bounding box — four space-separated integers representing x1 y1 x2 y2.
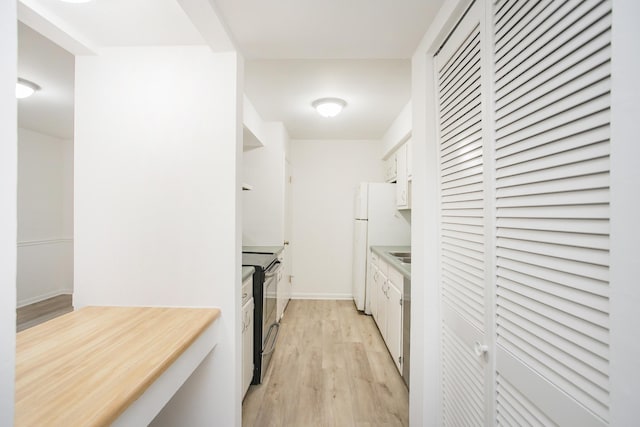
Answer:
376 256 389 276
370 251 379 266
388 266 403 292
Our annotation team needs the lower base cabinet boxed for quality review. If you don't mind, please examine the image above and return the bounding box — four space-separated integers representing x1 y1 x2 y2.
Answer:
242 276 254 398
370 250 404 374
386 280 402 372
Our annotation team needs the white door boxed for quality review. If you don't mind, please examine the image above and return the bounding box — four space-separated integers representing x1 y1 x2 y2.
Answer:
434 0 613 424
436 1 491 424
492 0 612 424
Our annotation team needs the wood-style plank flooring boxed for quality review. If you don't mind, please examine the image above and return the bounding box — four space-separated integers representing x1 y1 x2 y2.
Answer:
243 299 409 427
16 294 73 332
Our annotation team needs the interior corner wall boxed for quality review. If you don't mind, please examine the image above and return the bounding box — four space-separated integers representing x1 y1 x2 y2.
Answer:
74 46 242 426
290 139 384 299
242 122 287 246
0 1 16 424
17 128 74 306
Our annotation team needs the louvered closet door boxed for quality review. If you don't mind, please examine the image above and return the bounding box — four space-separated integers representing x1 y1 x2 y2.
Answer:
493 0 611 425
436 2 491 425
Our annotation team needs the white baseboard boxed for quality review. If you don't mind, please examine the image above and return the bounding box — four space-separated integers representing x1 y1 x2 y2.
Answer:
18 289 73 308
291 293 353 301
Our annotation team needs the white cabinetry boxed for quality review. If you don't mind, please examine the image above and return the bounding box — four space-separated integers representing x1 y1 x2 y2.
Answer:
376 273 388 344
370 250 403 374
386 267 403 372
384 153 397 183
241 277 254 398
396 143 409 210
406 138 412 181
276 254 287 321
384 138 412 210
368 252 379 319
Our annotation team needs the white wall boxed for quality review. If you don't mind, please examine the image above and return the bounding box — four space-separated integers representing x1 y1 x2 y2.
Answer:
382 100 412 158
74 47 243 426
0 1 17 424
242 122 288 245
17 128 73 306
290 139 384 299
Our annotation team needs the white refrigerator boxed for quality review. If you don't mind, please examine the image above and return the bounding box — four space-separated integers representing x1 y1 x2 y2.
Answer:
352 182 410 313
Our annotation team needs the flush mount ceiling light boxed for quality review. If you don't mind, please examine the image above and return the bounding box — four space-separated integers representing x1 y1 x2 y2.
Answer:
312 98 346 118
16 78 40 99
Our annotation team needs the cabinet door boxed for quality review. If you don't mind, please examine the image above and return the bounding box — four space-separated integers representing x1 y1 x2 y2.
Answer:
276 267 284 321
396 144 409 209
369 259 379 320
374 268 385 329
385 153 397 183
406 138 412 180
242 297 254 397
387 280 403 373
378 275 388 341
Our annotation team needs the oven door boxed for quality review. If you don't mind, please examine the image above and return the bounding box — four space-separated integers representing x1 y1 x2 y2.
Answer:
260 260 281 381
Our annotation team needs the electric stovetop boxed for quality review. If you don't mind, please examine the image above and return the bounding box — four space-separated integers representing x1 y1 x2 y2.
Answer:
242 252 278 270
242 246 284 255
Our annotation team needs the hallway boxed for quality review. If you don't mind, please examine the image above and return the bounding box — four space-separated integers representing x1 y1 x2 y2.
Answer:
242 300 409 426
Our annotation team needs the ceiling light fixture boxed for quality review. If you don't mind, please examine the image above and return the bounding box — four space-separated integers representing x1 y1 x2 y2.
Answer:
16 78 40 99
312 98 346 118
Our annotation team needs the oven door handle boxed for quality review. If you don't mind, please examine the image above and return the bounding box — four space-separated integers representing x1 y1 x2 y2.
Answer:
264 262 282 278
261 322 280 356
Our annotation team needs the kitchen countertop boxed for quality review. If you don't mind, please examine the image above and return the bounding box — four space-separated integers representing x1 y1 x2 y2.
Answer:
15 306 220 427
242 245 285 255
242 266 255 281
371 245 411 279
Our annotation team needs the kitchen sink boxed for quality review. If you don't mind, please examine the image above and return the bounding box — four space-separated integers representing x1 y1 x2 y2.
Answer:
389 251 411 258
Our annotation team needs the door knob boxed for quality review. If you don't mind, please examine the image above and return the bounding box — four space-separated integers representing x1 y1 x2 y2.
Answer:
474 341 488 358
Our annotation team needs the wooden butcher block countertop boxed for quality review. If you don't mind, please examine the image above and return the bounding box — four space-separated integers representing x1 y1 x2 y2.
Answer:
15 306 221 427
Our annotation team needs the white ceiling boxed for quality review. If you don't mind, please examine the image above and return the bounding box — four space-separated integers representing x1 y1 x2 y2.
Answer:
245 59 411 140
17 0 445 141
218 0 445 139
214 0 444 59
27 0 204 47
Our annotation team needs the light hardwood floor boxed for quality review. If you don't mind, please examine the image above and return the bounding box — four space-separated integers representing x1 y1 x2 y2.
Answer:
243 299 409 427
16 294 73 332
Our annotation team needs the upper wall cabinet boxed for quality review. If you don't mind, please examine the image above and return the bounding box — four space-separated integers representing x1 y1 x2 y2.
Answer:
243 95 265 152
406 137 412 181
382 100 412 210
396 142 409 210
382 138 411 210
384 152 397 183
